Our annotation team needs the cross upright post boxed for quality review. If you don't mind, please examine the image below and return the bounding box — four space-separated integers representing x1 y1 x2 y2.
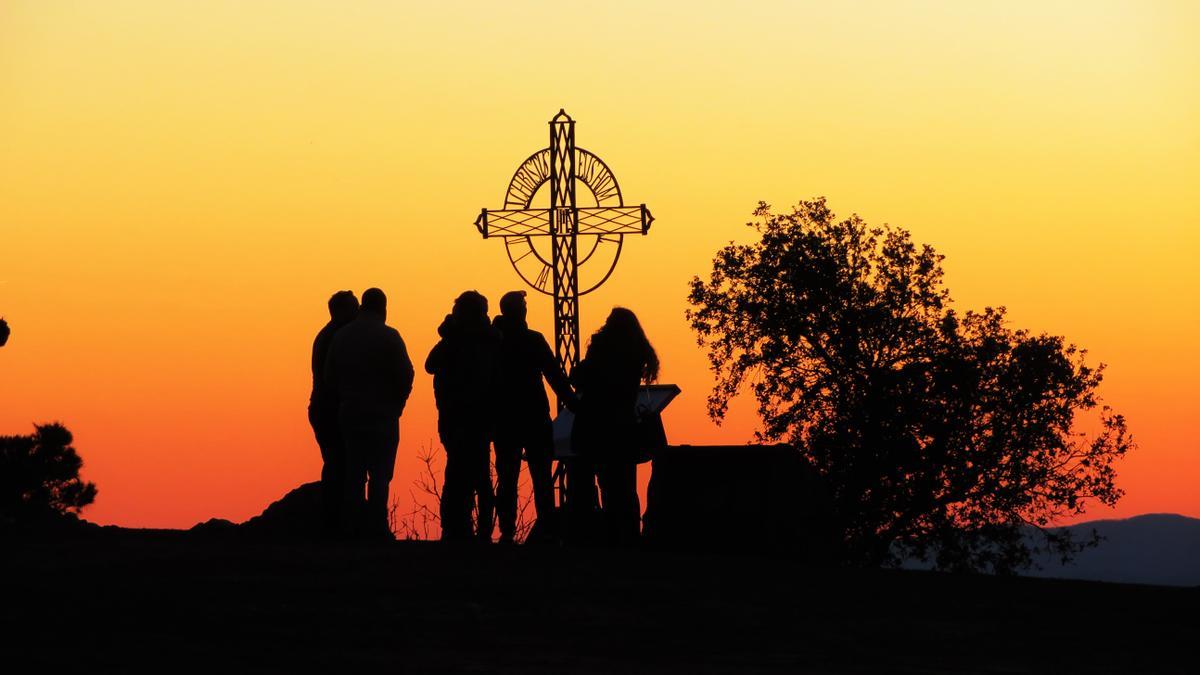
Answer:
548 111 580 374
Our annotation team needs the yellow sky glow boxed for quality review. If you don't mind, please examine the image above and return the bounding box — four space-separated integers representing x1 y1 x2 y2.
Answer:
2 1 1197 527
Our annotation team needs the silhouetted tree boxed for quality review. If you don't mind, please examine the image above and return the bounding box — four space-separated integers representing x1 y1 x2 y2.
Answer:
686 199 1131 573
0 423 97 527
0 317 10 347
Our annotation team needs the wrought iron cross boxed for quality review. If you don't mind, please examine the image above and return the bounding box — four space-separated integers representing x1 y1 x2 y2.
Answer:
475 110 653 380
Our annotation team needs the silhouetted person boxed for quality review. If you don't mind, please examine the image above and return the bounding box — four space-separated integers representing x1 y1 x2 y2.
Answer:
308 291 359 535
325 288 414 538
569 307 659 546
492 291 577 544
425 291 499 542
0 317 9 347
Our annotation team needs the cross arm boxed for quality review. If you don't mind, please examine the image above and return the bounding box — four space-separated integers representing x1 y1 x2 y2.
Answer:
577 205 654 236
475 204 653 238
475 208 550 238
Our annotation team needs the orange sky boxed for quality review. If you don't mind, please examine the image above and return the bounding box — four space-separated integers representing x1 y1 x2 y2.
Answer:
2 1 1197 528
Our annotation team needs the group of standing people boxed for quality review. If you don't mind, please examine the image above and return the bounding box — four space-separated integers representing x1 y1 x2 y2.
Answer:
309 288 414 538
309 286 659 544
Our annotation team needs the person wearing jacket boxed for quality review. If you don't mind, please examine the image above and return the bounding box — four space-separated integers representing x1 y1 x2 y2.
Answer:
425 290 500 542
492 291 577 544
324 288 414 538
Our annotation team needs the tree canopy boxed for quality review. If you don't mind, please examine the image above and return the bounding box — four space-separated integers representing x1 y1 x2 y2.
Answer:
686 198 1131 572
1 423 97 528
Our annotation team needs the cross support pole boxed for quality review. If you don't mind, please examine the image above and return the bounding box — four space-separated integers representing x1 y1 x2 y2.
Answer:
474 110 656 512
548 111 580 376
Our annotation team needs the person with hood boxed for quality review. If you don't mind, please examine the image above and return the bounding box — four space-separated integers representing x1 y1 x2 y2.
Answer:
425 290 500 542
325 287 414 538
492 291 577 544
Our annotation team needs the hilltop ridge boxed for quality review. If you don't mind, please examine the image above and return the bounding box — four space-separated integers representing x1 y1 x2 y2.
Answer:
1029 513 1200 586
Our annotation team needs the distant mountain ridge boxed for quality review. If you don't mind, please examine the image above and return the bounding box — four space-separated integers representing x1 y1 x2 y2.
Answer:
1026 513 1200 587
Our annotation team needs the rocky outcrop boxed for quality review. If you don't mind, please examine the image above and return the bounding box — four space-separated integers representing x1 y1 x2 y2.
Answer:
190 482 323 539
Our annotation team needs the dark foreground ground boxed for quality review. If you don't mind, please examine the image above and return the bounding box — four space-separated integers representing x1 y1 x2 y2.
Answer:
2 531 1195 674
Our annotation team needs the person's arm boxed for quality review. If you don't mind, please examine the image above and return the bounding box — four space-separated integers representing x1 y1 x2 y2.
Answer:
323 335 340 392
395 333 415 413
311 331 323 384
425 314 455 375
425 340 446 375
311 326 334 395
568 357 582 388
537 334 578 410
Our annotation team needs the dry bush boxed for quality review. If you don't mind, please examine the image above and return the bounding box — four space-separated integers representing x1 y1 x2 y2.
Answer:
392 442 535 542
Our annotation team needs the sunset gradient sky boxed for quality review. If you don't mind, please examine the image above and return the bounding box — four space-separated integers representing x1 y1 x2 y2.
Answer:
2 1 1197 528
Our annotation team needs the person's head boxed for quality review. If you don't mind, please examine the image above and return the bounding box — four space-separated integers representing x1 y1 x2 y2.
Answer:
451 290 489 328
326 290 359 324
499 290 527 322
587 307 659 383
361 287 387 320
0 317 9 348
